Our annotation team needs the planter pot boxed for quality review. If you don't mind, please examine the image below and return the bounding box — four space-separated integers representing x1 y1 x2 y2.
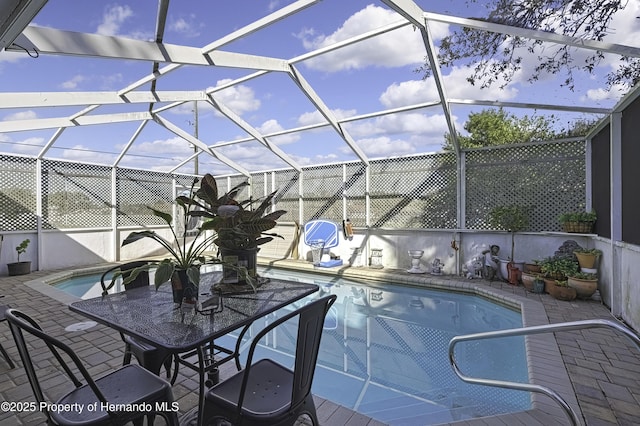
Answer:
575 252 599 270
7 261 31 276
499 259 524 282
507 263 520 285
543 278 559 294
532 278 545 294
524 263 542 274
567 276 598 300
521 272 536 292
550 284 577 301
171 269 198 304
219 247 258 285
562 221 594 233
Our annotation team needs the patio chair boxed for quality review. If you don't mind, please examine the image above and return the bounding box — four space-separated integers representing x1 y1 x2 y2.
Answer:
5 308 179 426
100 261 179 384
0 305 15 368
201 294 337 426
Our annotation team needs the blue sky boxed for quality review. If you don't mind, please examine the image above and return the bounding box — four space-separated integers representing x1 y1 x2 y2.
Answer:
0 0 637 175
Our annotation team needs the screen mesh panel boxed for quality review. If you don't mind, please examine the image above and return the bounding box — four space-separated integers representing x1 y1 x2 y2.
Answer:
0 155 37 231
369 153 458 229
465 141 585 231
41 160 112 229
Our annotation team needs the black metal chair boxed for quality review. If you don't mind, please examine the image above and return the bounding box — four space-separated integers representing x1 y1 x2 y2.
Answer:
5 308 179 426
202 294 337 426
100 261 179 384
0 305 15 369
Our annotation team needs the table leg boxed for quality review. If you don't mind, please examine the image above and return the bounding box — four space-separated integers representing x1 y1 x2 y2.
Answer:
196 346 206 426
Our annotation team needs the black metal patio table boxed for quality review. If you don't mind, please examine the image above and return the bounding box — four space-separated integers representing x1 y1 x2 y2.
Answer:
69 271 318 426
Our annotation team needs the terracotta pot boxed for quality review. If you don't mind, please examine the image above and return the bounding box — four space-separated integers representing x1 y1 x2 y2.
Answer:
524 263 542 274
506 263 521 285
568 276 598 300
521 272 536 292
543 278 558 294
550 284 577 301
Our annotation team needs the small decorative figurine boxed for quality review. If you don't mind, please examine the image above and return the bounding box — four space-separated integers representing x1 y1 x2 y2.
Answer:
430 258 444 275
482 245 500 280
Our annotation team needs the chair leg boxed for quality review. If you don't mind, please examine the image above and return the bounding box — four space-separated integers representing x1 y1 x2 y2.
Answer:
0 342 14 369
122 344 133 366
168 354 180 385
301 395 319 426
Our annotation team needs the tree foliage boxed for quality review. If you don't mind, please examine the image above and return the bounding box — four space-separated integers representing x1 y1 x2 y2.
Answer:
444 108 558 149
419 0 638 90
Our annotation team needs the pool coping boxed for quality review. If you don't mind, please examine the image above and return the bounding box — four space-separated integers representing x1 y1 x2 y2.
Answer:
25 258 580 425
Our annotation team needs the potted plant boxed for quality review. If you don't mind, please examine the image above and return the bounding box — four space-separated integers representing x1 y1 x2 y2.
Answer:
188 173 287 286
573 248 602 271
120 178 218 303
539 256 579 293
7 238 31 276
549 279 577 301
489 204 529 284
567 272 598 299
559 210 597 233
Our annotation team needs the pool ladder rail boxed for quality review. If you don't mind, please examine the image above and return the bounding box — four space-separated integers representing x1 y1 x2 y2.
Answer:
448 318 640 426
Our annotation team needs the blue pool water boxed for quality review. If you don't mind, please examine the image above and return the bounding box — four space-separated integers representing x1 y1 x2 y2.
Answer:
52 267 530 424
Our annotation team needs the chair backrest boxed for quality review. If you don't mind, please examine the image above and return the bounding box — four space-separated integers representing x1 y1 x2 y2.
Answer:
100 260 151 295
5 308 111 423
240 294 337 412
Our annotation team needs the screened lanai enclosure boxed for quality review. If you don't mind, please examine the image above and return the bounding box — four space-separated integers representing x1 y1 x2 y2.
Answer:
2 0 640 331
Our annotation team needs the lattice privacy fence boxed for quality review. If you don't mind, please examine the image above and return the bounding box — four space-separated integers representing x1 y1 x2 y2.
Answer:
0 140 587 233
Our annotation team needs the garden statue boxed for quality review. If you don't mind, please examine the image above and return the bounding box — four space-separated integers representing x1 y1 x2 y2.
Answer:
482 245 500 280
465 256 484 279
430 258 444 275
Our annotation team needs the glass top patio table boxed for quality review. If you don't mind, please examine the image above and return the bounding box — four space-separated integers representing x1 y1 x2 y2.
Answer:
69 271 318 425
69 271 319 353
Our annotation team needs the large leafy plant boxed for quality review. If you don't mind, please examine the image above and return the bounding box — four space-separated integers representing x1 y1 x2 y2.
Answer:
188 173 287 251
120 178 217 289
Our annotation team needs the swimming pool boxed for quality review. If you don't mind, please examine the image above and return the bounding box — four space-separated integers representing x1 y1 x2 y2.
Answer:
51 266 530 425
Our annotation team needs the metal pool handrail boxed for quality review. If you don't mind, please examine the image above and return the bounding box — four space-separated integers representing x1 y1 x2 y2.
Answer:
448 318 640 426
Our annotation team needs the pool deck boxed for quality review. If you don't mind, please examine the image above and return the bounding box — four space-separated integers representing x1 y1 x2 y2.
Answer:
1 259 638 425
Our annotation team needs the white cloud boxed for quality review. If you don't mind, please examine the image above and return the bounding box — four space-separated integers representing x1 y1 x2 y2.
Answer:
297 108 357 126
301 5 448 72
58 73 123 90
584 86 626 102
348 136 415 157
379 69 519 110
62 145 116 162
0 50 25 64
257 119 300 145
170 15 203 38
209 80 261 115
10 137 44 155
128 136 195 156
97 5 134 36
3 110 37 121
347 112 449 138
60 75 86 90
